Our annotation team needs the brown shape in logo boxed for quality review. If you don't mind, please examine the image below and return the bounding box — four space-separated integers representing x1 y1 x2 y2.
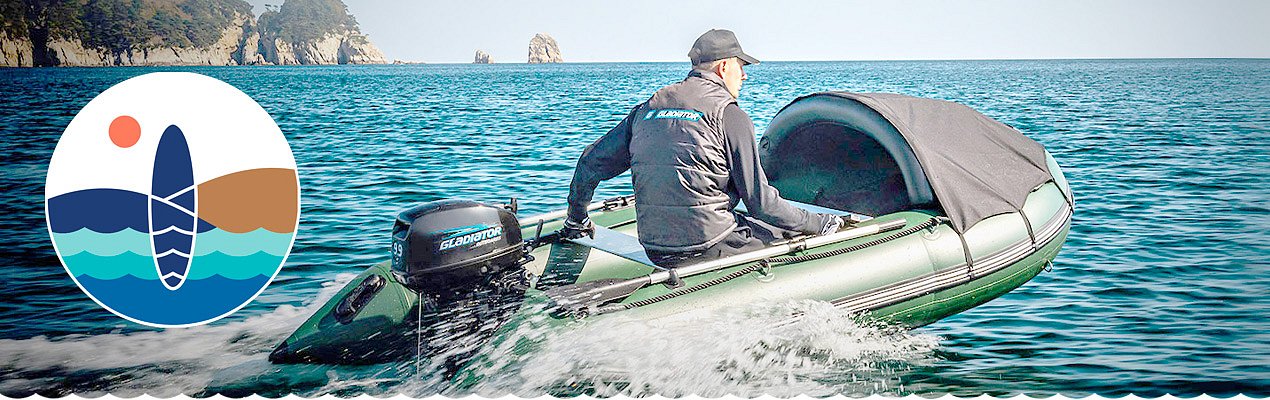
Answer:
197 168 299 233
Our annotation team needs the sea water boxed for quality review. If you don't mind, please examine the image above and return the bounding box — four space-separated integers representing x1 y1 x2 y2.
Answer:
0 60 1266 396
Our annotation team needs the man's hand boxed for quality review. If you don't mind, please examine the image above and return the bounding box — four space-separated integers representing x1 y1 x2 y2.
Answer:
819 214 845 236
561 217 595 240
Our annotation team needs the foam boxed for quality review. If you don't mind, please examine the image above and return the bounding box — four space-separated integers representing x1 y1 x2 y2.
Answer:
428 300 941 396
0 274 356 397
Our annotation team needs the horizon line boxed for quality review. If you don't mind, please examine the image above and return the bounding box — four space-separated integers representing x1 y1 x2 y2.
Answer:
7 57 1265 69
397 56 1270 65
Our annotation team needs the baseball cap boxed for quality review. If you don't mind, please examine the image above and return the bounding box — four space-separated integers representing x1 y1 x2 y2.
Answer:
688 29 759 66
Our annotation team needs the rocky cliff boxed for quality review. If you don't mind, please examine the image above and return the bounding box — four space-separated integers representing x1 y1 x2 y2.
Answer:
473 49 491 64
35 12 257 67
0 0 386 67
256 29 384 65
1 31 32 67
527 33 562 63
254 0 385 66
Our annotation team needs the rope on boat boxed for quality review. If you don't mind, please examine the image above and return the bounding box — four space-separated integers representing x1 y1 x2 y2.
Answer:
612 263 765 311
765 217 944 265
607 217 945 312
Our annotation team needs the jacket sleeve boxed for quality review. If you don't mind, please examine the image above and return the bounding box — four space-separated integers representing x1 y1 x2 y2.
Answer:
566 105 640 222
721 104 822 235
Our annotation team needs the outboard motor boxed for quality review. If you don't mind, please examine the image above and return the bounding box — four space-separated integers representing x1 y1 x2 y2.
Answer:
268 199 530 367
390 199 526 298
391 199 529 374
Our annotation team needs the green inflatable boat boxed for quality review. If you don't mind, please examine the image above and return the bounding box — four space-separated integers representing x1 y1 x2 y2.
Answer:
269 92 1074 367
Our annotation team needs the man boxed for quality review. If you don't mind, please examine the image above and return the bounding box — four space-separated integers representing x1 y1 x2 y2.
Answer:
562 29 843 268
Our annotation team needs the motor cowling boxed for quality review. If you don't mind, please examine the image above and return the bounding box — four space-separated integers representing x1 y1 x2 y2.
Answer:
390 199 524 298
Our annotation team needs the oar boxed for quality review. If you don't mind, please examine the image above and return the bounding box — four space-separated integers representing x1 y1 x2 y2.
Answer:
544 218 908 316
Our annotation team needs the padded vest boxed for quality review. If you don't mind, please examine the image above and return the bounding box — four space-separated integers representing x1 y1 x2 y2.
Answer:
629 70 739 252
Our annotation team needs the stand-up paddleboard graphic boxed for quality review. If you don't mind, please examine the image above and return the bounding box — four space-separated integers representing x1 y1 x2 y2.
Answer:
151 125 197 290
45 72 299 327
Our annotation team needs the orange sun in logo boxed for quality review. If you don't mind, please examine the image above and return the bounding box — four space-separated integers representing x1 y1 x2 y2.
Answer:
109 115 140 148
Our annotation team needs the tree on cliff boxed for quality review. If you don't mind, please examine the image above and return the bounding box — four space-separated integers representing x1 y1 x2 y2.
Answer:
1 0 82 41
0 0 29 37
1 0 383 66
80 0 253 50
257 0 358 43
3 0 253 53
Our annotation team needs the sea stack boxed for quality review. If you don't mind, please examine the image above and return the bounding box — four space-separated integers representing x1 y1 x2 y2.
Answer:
474 50 492 64
527 33 563 64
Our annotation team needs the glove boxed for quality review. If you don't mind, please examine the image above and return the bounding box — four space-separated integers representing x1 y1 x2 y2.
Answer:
561 217 595 240
819 214 845 236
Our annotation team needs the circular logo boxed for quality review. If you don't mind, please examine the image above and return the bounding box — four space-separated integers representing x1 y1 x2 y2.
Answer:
45 72 299 327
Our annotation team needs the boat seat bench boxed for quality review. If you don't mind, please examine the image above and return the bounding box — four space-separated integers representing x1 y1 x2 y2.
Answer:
566 200 870 268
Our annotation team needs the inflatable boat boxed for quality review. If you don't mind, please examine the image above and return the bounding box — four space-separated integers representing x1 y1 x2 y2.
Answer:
269 92 1074 366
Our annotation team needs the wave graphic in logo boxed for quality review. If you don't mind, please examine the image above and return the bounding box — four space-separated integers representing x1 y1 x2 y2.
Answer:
46 72 298 327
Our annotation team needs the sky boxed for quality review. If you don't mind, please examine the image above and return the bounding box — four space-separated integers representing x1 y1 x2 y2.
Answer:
244 0 1270 63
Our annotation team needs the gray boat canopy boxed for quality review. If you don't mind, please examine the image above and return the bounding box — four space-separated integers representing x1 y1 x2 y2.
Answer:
759 92 1053 233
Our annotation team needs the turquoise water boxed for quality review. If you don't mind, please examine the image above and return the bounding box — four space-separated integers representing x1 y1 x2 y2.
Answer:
53 228 294 259
0 60 1267 396
52 229 290 280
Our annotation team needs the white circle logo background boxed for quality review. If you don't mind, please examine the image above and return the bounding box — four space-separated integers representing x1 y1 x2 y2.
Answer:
45 72 300 327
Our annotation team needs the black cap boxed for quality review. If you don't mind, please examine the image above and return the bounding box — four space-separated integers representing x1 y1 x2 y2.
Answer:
688 29 759 66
